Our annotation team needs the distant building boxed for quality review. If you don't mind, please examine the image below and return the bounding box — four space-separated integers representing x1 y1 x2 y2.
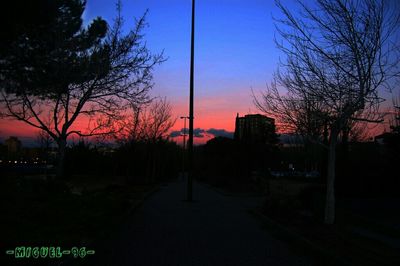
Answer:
234 113 276 144
5 136 22 154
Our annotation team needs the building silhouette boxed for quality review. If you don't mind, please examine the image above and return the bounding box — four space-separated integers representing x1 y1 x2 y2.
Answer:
5 136 22 154
234 114 276 144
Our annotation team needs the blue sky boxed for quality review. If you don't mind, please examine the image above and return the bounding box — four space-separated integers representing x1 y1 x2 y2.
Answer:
84 0 285 139
1 0 397 145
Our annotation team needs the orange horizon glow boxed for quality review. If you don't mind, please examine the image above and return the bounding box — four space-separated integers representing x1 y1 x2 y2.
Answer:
0 88 393 146
0 106 390 147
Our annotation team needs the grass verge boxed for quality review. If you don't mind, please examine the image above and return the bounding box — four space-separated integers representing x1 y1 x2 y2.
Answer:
253 207 400 266
0 175 157 254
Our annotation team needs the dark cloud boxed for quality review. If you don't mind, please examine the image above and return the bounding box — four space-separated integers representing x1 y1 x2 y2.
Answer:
170 128 190 138
170 128 233 139
169 128 205 138
169 130 183 138
193 128 205 138
206 128 234 139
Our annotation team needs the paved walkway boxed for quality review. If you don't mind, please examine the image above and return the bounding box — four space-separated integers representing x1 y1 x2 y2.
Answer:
86 180 312 266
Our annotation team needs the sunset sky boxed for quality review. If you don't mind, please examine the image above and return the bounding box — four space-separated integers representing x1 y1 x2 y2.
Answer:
90 0 283 144
0 0 397 145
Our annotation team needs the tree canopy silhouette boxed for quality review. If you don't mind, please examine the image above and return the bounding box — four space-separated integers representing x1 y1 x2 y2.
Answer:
255 0 399 224
1 0 109 95
0 0 165 177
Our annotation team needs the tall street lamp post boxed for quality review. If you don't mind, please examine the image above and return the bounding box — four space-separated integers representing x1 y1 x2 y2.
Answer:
187 0 195 201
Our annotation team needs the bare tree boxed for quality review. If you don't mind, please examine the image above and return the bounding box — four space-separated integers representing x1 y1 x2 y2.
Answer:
0 3 164 178
255 0 399 224
139 97 176 142
121 97 176 143
115 97 176 183
346 120 373 142
389 93 400 133
36 129 54 152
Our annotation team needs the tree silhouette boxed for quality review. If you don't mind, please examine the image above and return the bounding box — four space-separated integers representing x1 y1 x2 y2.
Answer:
1 0 108 96
120 97 176 143
139 98 176 142
0 1 164 178
256 0 399 224
390 94 400 134
116 97 176 183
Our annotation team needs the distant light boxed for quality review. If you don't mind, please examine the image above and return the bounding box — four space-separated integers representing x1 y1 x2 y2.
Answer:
14 161 18 164
0 160 2 163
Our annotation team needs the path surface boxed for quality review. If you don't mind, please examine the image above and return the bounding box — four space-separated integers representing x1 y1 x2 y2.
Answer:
86 180 312 266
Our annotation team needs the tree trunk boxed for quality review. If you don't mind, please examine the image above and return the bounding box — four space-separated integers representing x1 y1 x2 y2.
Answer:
341 127 349 159
56 138 67 179
324 128 338 224
339 127 349 195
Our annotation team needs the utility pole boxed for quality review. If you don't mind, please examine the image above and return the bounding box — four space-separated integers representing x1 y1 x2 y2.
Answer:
187 0 195 201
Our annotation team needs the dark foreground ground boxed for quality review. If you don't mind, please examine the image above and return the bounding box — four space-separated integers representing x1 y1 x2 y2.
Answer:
66 179 312 266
